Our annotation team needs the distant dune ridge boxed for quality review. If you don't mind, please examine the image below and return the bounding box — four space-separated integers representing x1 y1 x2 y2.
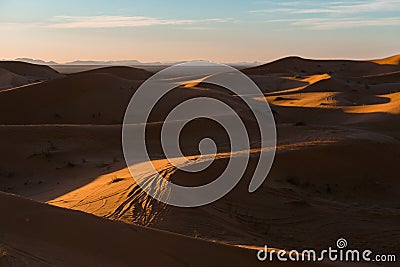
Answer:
0 65 154 124
0 61 61 78
0 54 399 266
370 54 400 65
0 68 32 91
0 61 63 91
243 55 400 76
70 65 153 80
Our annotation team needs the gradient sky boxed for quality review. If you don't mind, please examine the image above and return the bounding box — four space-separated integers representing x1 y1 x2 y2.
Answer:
0 0 399 63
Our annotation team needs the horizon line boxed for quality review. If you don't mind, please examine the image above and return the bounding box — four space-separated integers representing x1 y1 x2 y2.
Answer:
2 53 399 66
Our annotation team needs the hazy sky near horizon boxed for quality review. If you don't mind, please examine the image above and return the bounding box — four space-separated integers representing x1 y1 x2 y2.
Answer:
0 0 399 63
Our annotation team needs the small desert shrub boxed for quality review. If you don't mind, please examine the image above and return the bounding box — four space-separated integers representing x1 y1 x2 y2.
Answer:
294 121 306 126
0 246 7 257
287 176 301 186
66 162 76 168
27 141 57 160
326 184 332 193
193 229 199 238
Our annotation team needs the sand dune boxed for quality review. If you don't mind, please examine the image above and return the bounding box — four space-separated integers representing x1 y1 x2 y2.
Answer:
0 61 63 91
362 70 400 84
46 126 400 251
0 72 253 125
70 66 153 80
247 55 400 130
0 61 61 79
0 56 399 266
0 72 141 124
0 68 32 91
1 191 349 267
370 54 400 65
344 92 400 115
244 56 400 76
0 191 277 267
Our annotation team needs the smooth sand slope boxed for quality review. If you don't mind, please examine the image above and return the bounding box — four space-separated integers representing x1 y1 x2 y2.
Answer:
70 65 153 80
0 192 344 267
0 65 250 125
0 192 260 267
0 71 142 124
0 68 34 91
0 61 63 91
0 61 61 79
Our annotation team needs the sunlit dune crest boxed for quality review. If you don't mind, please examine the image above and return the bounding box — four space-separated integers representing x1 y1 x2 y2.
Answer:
370 54 400 65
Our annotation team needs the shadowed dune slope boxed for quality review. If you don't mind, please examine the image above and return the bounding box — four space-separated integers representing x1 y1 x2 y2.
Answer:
0 61 64 91
71 66 153 80
0 61 62 80
0 73 142 124
0 192 335 267
0 72 252 124
243 56 400 76
362 71 400 84
0 68 32 91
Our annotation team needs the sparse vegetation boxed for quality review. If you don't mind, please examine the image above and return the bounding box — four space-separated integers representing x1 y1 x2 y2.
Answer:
294 121 306 126
0 246 7 258
287 176 301 186
2 186 15 193
193 229 199 238
27 141 58 160
326 184 332 193
66 161 76 168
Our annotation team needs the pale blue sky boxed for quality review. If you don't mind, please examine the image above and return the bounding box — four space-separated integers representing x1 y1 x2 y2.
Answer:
0 0 399 62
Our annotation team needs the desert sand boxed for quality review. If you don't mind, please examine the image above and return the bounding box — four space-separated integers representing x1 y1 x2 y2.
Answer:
0 55 399 266
0 61 63 91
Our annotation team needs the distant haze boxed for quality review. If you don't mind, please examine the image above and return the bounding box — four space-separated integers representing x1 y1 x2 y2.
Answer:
0 0 399 63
